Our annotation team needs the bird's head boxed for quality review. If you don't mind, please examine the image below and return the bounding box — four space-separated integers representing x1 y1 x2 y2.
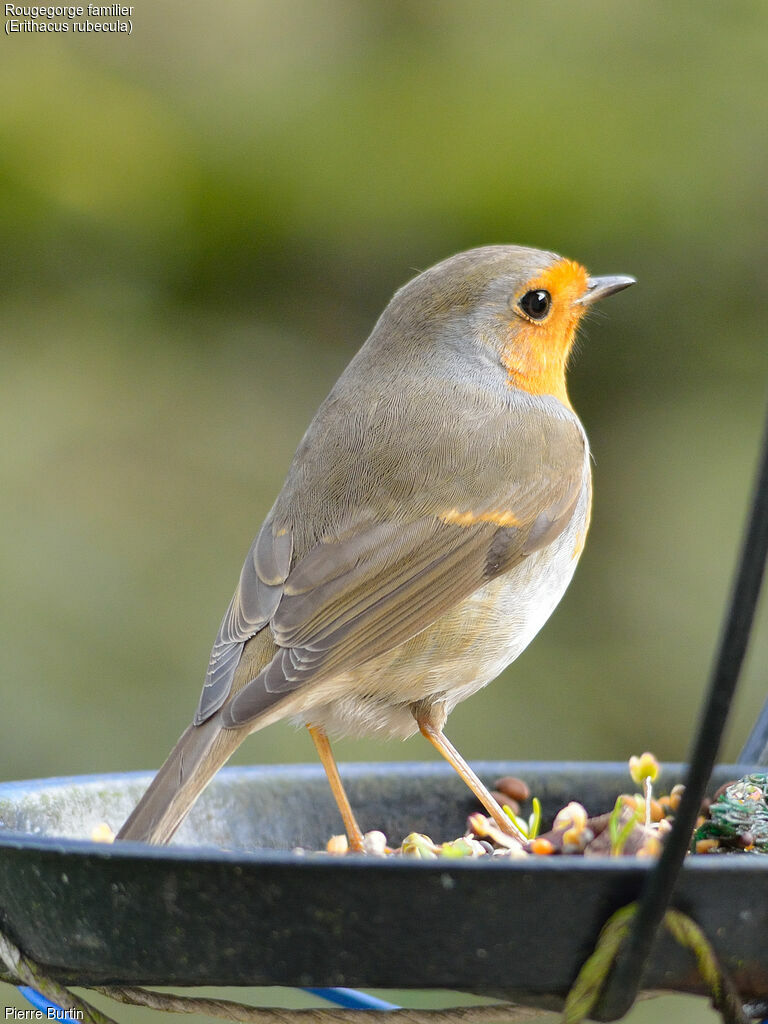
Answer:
387 245 635 408
495 251 635 407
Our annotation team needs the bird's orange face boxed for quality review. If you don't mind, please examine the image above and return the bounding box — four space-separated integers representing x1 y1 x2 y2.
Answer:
501 258 591 408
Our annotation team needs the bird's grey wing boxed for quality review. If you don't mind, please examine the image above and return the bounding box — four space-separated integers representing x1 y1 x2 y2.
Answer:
194 523 292 723
220 444 587 728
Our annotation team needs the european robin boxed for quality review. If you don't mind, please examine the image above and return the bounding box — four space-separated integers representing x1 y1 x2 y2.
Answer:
117 245 634 848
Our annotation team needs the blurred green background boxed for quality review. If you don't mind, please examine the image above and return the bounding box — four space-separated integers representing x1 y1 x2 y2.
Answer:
1 2 767 1021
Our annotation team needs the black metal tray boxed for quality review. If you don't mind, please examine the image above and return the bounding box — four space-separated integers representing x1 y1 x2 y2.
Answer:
0 762 765 1003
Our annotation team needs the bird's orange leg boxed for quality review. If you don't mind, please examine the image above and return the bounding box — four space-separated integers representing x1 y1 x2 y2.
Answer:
307 724 365 852
416 718 527 846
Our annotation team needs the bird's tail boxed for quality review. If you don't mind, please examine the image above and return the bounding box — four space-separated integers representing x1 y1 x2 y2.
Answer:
116 716 250 845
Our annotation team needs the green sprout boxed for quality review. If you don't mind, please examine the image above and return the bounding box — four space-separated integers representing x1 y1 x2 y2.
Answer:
629 752 660 827
609 796 641 856
528 796 542 840
502 795 542 840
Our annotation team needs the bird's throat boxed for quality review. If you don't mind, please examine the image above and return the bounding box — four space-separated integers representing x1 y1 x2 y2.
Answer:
502 344 572 408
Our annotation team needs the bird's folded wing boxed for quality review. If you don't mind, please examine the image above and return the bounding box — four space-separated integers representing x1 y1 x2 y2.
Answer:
217 470 585 728
194 525 293 723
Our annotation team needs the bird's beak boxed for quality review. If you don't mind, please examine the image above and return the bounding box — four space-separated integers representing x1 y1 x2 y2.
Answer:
576 274 636 305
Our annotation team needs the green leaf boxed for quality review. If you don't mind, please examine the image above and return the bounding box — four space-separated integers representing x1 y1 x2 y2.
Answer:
528 797 542 840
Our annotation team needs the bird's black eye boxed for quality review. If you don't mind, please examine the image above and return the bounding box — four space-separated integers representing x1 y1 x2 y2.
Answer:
518 289 551 321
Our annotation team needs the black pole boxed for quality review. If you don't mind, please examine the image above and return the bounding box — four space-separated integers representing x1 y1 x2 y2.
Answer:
595 399 768 1021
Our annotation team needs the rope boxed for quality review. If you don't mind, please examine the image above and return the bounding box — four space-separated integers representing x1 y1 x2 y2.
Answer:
664 910 748 1024
93 987 550 1022
562 904 637 1024
0 923 548 1023
0 929 118 1024
563 902 750 1024
0 909 752 1023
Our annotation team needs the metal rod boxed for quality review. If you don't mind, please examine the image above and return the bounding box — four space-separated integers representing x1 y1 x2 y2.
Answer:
595 399 768 1021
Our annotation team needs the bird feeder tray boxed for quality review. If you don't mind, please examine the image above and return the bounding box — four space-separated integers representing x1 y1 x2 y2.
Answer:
0 761 766 1007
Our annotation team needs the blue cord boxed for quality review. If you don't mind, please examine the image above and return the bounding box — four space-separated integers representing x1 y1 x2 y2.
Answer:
304 987 400 1010
18 987 79 1020
19 984 400 1015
